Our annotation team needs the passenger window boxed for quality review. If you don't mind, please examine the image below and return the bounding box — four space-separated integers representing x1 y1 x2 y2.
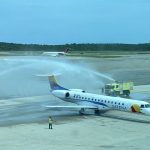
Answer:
141 105 144 108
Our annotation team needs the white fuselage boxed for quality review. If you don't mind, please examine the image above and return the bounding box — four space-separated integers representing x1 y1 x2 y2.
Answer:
42 52 66 56
52 90 150 115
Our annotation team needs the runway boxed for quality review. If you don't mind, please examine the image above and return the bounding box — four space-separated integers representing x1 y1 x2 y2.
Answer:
1 109 150 150
0 54 150 126
1 53 150 150
0 87 150 127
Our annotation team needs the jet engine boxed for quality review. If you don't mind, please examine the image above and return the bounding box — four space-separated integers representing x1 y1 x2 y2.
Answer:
52 90 70 98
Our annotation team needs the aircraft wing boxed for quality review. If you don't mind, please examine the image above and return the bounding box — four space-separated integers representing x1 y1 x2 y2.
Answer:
44 105 97 109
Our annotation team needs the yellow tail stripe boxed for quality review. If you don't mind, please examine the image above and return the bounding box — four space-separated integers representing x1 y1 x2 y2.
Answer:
48 75 57 83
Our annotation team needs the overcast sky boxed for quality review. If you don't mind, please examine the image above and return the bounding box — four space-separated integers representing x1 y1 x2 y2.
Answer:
0 0 150 44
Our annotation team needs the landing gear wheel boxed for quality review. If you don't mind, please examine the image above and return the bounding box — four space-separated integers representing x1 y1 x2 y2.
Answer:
79 108 85 115
94 109 100 115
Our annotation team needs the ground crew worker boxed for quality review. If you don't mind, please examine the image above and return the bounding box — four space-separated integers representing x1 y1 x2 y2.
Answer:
48 116 53 129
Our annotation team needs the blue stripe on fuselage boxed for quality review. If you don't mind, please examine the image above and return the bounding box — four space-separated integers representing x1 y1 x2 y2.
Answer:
81 100 108 107
50 81 68 90
71 98 108 107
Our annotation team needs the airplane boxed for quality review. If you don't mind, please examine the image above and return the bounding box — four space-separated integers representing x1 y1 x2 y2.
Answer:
46 75 150 116
42 48 69 57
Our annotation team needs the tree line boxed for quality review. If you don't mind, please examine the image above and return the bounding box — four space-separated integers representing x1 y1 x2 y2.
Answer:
0 42 150 51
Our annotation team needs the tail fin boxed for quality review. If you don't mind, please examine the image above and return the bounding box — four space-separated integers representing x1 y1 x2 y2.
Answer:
64 48 69 53
48 75 68 91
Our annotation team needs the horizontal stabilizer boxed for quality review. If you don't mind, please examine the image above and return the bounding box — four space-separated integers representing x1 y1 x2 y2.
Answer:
36 73 61 77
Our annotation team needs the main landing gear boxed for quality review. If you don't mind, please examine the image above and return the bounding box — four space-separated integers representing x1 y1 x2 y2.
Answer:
79 108 100 115
94 109 100 115
79 108 85 115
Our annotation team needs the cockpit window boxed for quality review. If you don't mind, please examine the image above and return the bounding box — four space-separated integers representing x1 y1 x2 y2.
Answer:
140 104 150 108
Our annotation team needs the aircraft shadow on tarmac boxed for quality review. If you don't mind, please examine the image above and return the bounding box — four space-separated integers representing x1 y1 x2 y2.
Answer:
44 106 150 124
52 111 150 124
99 113 150 124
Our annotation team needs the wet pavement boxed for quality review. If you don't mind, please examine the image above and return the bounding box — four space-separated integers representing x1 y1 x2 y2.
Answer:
0 54 150 126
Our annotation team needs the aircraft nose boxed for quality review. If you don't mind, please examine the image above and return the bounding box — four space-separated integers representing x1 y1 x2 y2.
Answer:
142 108 150 115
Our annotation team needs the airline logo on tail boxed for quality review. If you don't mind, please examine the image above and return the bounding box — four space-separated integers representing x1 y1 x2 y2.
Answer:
64 48 69 53
48 75 68 91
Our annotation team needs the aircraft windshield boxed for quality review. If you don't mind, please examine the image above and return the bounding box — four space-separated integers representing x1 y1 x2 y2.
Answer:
105 85 114 89
140 104 150 108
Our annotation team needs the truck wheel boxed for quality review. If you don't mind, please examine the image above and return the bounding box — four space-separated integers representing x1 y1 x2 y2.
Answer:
126 90 130 96
123 90 130 96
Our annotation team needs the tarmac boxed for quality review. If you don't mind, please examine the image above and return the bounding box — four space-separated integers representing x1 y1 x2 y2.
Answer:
0 85 150 150
0 111 150 150
1 54 150 150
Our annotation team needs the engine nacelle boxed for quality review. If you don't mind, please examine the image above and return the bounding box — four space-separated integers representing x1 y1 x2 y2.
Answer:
70 89 86 93
52 90 70 98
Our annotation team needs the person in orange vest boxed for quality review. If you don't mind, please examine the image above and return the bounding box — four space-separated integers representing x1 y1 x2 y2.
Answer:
48 116 53 129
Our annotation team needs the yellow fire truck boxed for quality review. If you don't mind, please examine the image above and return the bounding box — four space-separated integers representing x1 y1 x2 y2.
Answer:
103 81 133 97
